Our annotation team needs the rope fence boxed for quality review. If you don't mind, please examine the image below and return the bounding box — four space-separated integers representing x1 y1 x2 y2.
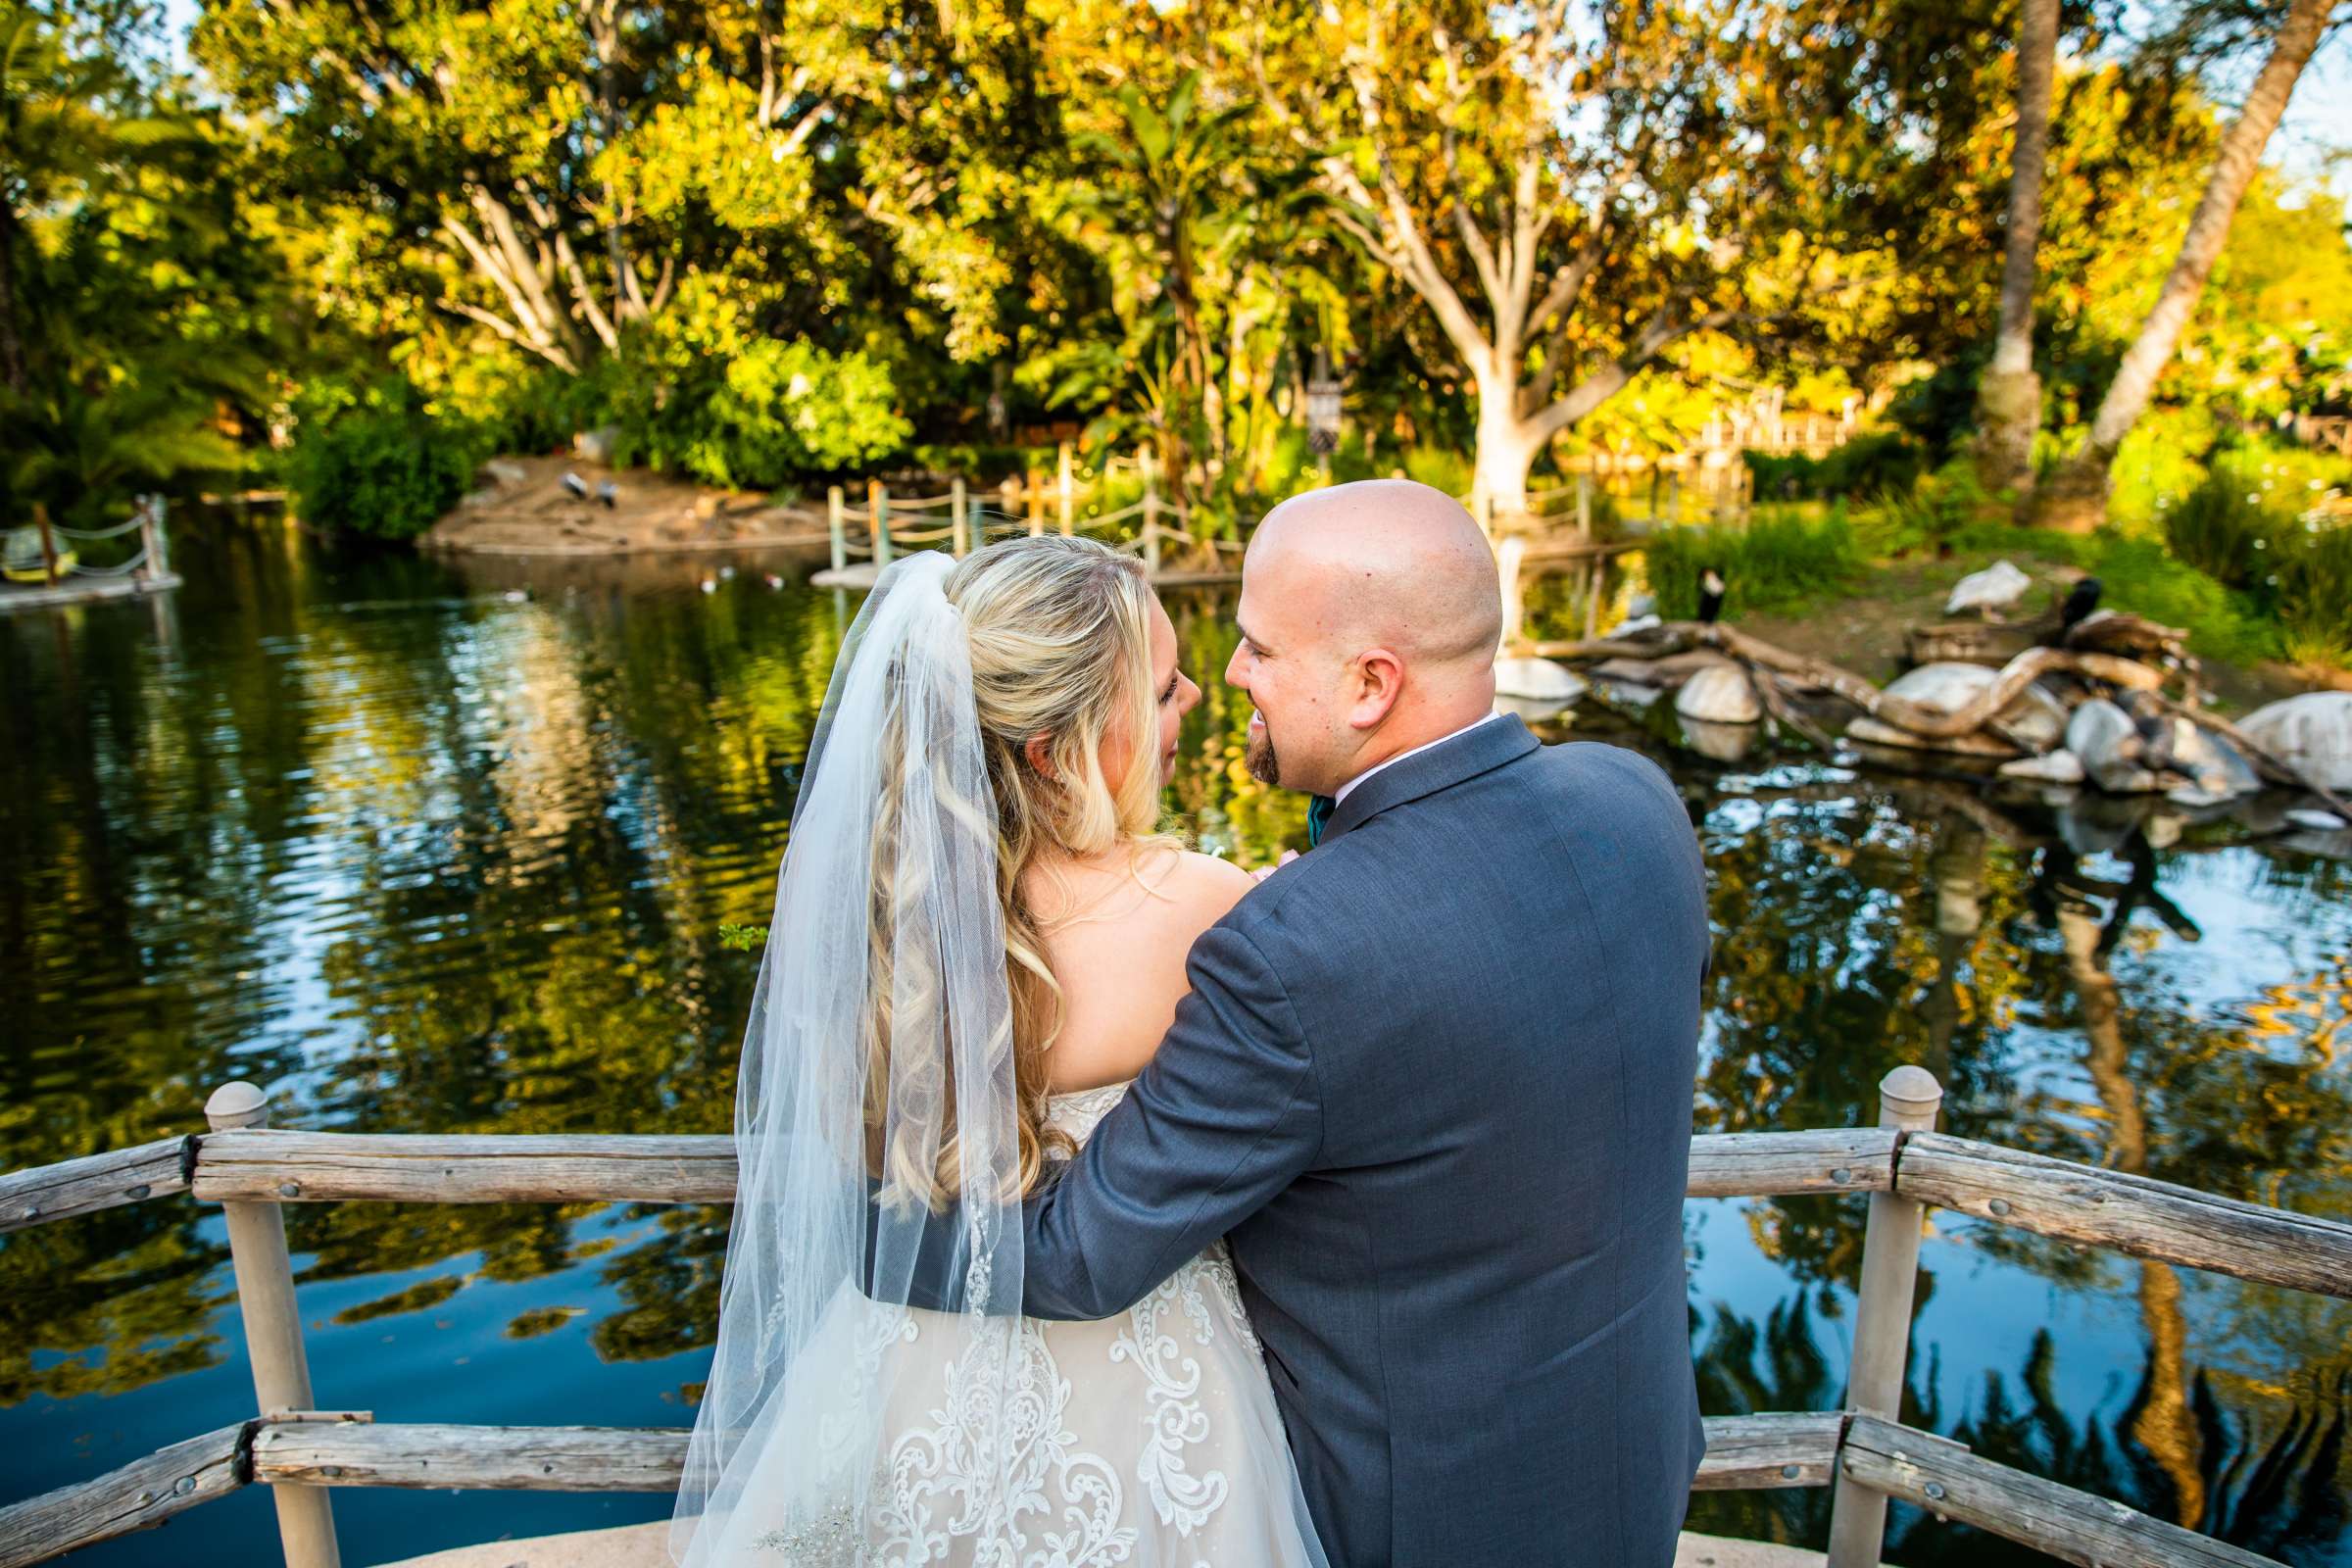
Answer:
808 445 1725 604
6 496 173 595
69 549 153 577
49 515 148 542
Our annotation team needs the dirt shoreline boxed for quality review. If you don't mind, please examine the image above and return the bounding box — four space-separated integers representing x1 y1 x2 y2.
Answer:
1734 552 2343 710
428 460 2342 706
422 454 833 558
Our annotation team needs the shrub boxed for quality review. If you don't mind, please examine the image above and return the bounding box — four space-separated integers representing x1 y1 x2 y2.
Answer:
1818 432 1926 498
2162 441 2352 663
2275 523 2352 662
2107 404 2220 533
287 379 481 541
1742 432 1924 502
1869 459 1995 557
1400 445 1473 499
2090 535 2275 668
1742 449 1818 499
612 277 911 489
2162 473 2277 588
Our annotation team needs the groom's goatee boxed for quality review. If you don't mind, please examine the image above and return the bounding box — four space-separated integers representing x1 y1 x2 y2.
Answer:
1246 727 1280 787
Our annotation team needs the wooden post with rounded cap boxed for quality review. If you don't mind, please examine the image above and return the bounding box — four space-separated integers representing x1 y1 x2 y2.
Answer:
1825 1065 1943 1568
206 1081 342 1568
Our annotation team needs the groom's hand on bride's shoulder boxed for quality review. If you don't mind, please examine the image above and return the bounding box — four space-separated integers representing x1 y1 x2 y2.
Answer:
1250 851 1300 884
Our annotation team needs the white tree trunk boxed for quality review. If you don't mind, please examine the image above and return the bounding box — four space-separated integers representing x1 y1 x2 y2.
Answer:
1473 381 1541 518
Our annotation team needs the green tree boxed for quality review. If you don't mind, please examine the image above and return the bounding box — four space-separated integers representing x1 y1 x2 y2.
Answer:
1042 63 1337 506
0 2 272 527
1232 0 1923 516
2033 0 2344 530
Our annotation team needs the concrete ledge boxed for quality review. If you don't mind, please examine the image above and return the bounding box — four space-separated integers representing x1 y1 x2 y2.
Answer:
371 1522 1840 1568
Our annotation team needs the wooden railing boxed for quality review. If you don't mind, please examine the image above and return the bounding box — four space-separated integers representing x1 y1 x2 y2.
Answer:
3 1068 2346 1568
821 442 1237 580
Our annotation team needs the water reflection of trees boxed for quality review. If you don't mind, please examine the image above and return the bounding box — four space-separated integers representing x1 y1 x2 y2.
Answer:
2 532 837 1407
1688 1295 2348 1564
1679 768 2350 1558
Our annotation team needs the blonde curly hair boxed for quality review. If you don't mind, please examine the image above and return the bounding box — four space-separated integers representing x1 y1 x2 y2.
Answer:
864 537 1171 1204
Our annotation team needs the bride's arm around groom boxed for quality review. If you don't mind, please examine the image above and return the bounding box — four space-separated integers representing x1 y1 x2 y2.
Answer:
1022 481 1714 1568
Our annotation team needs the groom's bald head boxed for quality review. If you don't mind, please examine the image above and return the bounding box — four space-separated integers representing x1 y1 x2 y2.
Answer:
1252 481 1503 665
1228 480 1501 797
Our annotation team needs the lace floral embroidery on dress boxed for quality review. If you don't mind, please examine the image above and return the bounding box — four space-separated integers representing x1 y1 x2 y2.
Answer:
873 1322 1135 1566
1044 1082 1131 1144
745 1081 1285 1565
1112 1269 1232 1532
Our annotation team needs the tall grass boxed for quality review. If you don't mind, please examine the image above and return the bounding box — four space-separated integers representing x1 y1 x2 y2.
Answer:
2088 536 2277 668
1644 507 1864 619
2163 450 2352 666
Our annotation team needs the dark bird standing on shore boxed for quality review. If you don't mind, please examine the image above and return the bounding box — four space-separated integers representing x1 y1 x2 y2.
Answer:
1697 569 1727 625
2060 577 2102 633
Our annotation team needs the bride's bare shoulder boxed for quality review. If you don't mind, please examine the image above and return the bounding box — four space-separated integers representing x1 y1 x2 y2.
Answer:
1134 845 1254 931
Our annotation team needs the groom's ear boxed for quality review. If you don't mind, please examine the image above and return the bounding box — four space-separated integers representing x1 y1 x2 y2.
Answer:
1348 648 1406 730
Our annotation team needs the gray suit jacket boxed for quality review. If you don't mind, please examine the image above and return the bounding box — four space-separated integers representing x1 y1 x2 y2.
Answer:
1021 715 1710 1567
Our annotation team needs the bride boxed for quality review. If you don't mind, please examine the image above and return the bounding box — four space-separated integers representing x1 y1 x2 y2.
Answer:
671 539 1330 1566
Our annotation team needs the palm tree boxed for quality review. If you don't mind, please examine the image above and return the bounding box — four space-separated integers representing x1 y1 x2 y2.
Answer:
1064 72 1320 502
2032 0 2340 531
1973 0 2062 500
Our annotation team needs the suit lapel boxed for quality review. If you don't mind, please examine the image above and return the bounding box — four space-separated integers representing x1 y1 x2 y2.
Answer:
1318 714 1540 848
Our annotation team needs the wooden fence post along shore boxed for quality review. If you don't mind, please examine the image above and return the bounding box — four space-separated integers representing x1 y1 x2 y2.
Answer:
204 1081 342 1568
868 479 894 567
1825 1065 1943 1568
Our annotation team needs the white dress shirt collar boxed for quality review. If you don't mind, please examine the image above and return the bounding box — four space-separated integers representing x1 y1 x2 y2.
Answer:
1331 710 1505 806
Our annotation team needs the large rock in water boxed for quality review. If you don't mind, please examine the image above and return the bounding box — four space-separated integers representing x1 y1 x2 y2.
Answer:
1845 661 2067 756
1674 662 1762 724
1678 715 1761 763
2067 699 2167 793
2165 719 2260 806
2238 691 2352 792
1493 657 1587 702
1999 748 2085 784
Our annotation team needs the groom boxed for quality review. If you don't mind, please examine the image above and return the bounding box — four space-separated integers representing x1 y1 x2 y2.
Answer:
1020 480 1712 1566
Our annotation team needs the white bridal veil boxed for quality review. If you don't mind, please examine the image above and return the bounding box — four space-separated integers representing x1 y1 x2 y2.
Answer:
671 551 1031 1564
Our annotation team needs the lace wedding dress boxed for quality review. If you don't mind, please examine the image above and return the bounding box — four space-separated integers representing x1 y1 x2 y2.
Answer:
679 1082 1329 1567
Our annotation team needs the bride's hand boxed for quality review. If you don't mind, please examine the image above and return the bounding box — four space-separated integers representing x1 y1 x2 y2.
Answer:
1250 851 1301 883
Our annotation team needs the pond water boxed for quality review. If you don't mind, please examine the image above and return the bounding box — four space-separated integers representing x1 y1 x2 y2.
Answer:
5 521 2348 1567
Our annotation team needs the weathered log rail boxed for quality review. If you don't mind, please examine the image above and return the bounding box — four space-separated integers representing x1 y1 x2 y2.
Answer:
0 1136 188 1233
181 1126 1904 1207
2 1068 2343 1568
819 440 1223 580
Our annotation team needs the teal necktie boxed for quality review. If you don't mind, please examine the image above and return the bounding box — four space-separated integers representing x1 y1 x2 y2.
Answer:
1306 793 1336 848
